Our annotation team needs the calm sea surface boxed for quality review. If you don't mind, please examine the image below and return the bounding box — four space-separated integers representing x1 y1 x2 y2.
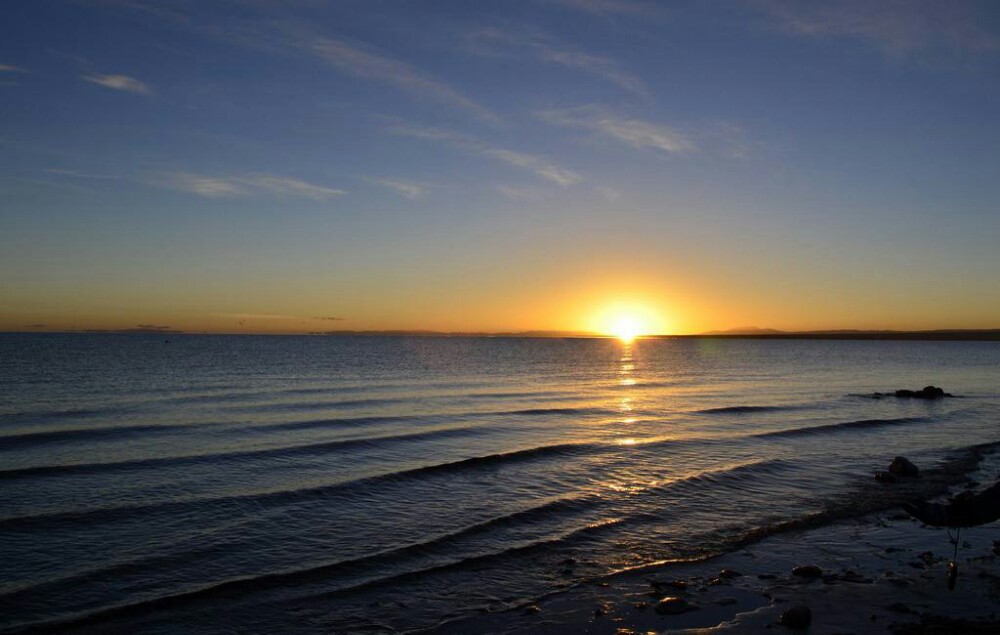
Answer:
1 335 998 633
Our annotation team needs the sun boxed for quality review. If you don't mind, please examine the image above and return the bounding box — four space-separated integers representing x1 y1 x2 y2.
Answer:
591 303 664 342
611 316 641 343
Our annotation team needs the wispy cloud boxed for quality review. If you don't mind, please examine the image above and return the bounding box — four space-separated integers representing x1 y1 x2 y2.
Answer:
309 37 499 122
81 73 151 95
749 0 999 56
153 172 346 200
391 125 582 186
539 106 694 154
157 173 246 197
85 7 498 120
467 27 647 97
480 148 582 186
0 64 27 73
371 178 427 199
247 175 347 200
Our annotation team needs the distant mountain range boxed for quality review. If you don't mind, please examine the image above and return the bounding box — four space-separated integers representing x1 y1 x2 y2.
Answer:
307 329 597 338
700 327 787 335
307 328 1000 341
693 328 1000 341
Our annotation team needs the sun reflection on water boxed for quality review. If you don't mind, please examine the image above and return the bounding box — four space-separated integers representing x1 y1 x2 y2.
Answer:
612 341 639 447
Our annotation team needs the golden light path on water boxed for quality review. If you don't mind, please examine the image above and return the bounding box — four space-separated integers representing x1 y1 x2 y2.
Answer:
605 340 654 496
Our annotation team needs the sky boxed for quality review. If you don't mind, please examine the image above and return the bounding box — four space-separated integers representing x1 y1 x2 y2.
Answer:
2 0 999 335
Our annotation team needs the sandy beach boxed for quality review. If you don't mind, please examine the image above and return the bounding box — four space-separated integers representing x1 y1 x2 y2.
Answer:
431 454 1000 635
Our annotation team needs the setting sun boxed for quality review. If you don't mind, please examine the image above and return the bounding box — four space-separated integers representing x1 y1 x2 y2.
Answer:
590 302 666 341
611 316 641 342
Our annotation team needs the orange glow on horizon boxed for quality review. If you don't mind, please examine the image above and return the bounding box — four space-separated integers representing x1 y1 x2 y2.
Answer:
589 301 669 340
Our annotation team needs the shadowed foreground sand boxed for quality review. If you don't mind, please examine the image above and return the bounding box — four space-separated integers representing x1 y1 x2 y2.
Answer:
430 471 1000 634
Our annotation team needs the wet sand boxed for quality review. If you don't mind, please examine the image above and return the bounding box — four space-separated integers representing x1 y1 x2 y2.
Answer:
430 479 1000 634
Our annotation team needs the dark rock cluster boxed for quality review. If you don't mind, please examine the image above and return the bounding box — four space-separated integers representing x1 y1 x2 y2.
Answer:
869 385 954 399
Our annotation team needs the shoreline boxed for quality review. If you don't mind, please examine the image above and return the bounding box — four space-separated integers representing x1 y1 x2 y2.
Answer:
431 513 1000 634
428 452 1000 635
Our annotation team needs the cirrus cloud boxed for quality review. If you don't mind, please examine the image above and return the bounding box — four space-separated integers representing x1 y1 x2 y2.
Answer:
466 26 648 97
309 37 499 123
81 73 151 95
748 0 999 56
390 125 582 186
152 172 346 200
371 178 427 200
539 106 694 154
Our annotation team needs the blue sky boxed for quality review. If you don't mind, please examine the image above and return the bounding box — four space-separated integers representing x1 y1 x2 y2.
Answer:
2 0 999 333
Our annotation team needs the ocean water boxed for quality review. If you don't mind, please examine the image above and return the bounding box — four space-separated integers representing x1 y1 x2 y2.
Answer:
1 334 998 633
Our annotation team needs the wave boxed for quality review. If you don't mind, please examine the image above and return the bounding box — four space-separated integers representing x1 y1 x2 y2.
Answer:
252 414 419 433
608 442 1000 582
676 457 792 485
500 407 612 416
5 517 624 634
0 442 595 531
209 405 615 436
242 401 613 419
4 458 793 632
232 461 792 595
719 440 1000 553
405 442 593 476
0 426 483 481
0 424 201 451
755 416 930 439
609 380 679 390
459 390 579 400
2 494 600 622
0 408 109 425
228 397 414 413
696 405 798 415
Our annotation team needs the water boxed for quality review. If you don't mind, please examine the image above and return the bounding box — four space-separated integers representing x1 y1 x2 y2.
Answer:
1 334 998 633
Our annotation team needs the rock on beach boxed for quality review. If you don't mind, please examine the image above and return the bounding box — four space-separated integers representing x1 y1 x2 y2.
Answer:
889 456 920 477
655 596 695 615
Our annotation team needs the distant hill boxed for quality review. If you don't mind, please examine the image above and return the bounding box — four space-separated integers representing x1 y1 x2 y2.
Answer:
308 329 600 338
701 327 787 335
691 329 1000 341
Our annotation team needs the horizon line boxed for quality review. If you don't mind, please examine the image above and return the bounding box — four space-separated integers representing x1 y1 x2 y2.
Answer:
4 328 1000 341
